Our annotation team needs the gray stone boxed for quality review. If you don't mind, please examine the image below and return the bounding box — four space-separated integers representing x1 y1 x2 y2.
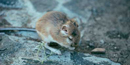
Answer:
0 34 22 55
0 34 121 65
3 0 44 28
4 10 29 27
0 0 23 8
22 58 62 65
52 0 91 24
30 0 58 12
63 0 91 22
83 54 120 65
71 52 120 65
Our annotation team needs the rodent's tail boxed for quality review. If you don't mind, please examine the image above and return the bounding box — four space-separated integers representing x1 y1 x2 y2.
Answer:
0 27 36 32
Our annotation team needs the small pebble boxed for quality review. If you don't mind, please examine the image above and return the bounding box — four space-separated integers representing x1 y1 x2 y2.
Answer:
91 48 106 54
100 39 104 44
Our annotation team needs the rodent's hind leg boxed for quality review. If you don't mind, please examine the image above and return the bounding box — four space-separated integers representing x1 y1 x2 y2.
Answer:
44 43 61 55
68 46 75 50
63 45 75 50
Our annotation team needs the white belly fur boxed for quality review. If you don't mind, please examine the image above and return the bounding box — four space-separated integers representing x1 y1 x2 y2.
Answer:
36 30 57 43
36 30 69 47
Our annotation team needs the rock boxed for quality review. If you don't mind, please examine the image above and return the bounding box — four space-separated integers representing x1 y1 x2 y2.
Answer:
0 0 23 8
0 18 11 27
22 58 61 65
4 10 29 27
30 0 58 12
83 53 120 65
0 34 121 65
63 0 91 23
2 0 44 28
0 34 22 55
91 48 106 54
0 33 4 41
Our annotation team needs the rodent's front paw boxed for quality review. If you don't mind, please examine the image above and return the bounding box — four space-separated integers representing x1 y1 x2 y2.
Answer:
69 47 75 50
54 50 61 55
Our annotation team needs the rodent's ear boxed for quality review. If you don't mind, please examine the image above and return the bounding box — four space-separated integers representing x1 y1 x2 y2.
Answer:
61 25 69 36
71 17 76 22
62 25 68 33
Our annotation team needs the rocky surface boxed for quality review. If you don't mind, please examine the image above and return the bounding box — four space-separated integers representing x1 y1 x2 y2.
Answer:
0 0 23 8
30 0 58 12
0 34 120 65
0 0 130 65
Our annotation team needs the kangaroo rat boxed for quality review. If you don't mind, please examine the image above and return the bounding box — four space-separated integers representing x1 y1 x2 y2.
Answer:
36 11 80 55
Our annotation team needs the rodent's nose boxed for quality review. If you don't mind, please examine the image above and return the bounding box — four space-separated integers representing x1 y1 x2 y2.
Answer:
71 43 78 47
71 43 74 47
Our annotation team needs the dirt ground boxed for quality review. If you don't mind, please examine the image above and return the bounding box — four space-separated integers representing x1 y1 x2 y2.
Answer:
0 0 130 65
74 0 130 65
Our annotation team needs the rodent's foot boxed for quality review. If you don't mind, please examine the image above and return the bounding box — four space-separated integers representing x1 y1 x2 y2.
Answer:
69 47 75 50
54 50 61 55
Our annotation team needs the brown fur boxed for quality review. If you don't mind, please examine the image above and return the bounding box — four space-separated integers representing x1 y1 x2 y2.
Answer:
36 11 80 54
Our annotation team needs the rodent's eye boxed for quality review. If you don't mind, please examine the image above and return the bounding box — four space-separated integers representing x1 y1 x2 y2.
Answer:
73 22 78 27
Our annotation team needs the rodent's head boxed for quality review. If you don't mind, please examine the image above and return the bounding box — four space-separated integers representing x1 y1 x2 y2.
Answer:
60 18 80 47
